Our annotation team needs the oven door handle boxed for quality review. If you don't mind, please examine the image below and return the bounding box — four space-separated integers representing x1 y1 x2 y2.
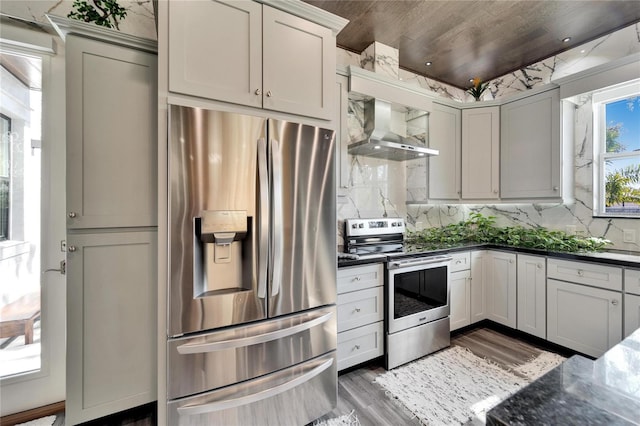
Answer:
388 255 452 270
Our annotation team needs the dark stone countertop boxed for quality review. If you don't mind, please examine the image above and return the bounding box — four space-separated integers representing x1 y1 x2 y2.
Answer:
337 243 640 268
487 328 640 425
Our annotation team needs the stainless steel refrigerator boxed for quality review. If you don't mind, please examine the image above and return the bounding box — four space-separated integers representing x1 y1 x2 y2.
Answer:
166 105 337 425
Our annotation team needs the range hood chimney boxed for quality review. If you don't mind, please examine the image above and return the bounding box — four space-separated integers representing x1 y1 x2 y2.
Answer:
348 98 439 161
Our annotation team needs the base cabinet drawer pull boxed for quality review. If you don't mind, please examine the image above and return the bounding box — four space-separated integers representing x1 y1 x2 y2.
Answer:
577 269 584 276
352 277 361 282
611 299 619 306
353 345 360 351
353 307 361 313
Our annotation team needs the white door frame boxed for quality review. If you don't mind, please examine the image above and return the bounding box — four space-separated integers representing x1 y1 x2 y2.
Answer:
0 32 66 416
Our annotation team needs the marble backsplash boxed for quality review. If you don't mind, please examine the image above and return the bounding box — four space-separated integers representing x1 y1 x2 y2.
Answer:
337 21 640 252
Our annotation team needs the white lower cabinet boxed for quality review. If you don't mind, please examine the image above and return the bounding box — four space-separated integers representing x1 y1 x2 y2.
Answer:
470 251 488 322
66 231 157 425
547 278 622 357
624 293 640 338
337 322 384 371
516 254 546 339
486 251 517 328
450 270 471 331
337 264 384 371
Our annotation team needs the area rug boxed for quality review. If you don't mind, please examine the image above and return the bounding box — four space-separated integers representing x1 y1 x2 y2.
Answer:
314 410 360 426
374 346 565 425
16 415 56 426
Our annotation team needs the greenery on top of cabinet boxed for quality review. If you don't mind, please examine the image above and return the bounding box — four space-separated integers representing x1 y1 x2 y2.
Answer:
406 213 610 253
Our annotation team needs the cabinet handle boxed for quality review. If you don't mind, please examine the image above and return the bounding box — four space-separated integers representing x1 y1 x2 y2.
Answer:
68 245 77 252
353 307 361 313
266 90 272 97
68 212 77 218
255 88 261 95
509 259 514 264
611 299 619 306
553 186 559 191
353 345 360 351
577 269 584 277
537 264 542 269
455 260 462 264
352 276 361 282
493 190 498 194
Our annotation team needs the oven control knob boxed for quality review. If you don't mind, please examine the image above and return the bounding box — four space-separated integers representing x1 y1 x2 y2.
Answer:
392 222 397 226
358 223 364 228
351 223 357 229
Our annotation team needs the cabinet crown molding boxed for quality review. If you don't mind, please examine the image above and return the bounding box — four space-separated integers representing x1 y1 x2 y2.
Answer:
258 0 349 34
46 14 157 53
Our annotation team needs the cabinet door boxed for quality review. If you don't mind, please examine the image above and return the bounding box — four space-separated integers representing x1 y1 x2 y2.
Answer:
547 278 622 357
66 35 157 228
66 231 157 425
486 251 517 328
450 270 471 331
429 103 461 200
168 0 262 107
461 107 500 199
336 74 349 196
470 251 487 322
624 293 640 338
263 5 334 120
501 88 561 199
517 254 546 339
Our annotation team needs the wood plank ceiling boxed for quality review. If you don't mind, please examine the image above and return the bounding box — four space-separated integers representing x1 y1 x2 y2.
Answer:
303 0 640 89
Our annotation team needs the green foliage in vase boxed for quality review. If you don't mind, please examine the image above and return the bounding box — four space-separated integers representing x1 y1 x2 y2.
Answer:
68 0 127 30
406 213 611 253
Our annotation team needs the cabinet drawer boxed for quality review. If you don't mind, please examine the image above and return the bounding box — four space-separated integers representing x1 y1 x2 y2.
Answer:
625 269 640 296
547 259 622 291
337 287 384 333
337 322 384 371
337 263 383 294
450 251 471 272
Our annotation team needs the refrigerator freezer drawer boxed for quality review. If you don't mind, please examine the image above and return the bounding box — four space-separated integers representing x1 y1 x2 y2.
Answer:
168 351 337 426
168 306 336 400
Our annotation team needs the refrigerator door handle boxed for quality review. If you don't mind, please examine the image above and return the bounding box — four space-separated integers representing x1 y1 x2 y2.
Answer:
257 138 269 299
270 138 283 297
176 358 334 417
176 310 333 354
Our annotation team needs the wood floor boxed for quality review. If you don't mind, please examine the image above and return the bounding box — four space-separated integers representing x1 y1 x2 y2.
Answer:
29 325 567 426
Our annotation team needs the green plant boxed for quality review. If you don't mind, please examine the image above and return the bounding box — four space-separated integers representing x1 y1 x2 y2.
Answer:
406 213 610 252
68 0 127 30
467 78 489 101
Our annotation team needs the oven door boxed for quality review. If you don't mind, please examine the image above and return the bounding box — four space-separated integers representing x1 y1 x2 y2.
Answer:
387 256 451 334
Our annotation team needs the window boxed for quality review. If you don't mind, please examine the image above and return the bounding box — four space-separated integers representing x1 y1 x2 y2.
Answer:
0 113 9 240
593 80 640 217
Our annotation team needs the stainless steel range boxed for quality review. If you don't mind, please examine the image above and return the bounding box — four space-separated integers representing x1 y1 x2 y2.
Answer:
344 218 451 369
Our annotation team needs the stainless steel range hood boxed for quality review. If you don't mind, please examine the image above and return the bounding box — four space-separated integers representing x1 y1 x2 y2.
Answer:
348 98 439 161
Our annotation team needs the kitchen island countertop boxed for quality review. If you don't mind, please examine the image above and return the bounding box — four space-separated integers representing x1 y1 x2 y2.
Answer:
487 327 640 425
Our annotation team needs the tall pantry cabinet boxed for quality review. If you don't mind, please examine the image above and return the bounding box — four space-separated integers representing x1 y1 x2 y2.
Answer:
64 31 157 425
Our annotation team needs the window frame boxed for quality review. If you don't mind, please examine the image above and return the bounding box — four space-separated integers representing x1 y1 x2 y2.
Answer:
592 79 640 218
0 112 10 241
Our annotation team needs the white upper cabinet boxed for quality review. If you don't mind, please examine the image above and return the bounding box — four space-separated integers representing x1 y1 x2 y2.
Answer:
501 88 561 199
168 0 335 120
461 106 500 199
66 35 157 229
429 102 461 200
169 0 262 108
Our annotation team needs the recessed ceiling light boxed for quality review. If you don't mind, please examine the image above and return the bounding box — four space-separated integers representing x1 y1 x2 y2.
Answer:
562 37 571 43
374 145 381 150
580 49 586 53
469 78 474 83
425 61 432 66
